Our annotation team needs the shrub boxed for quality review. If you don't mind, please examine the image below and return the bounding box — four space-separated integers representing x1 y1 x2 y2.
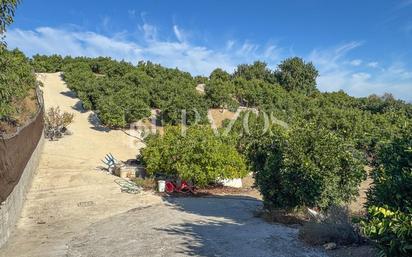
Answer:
57 57 209 126
97 100 127 127
361 127 412 256
252 123 366 210
141 125 248 187
26 54 412 163
205 78 239 110
159 89 208 125
367 127 412 212
361 206 412 257
233 61 277 84
44 106 74 140
275 57 319 95
0 49 36 122
96 89 151 128
30 54 64 72
132 177 157 190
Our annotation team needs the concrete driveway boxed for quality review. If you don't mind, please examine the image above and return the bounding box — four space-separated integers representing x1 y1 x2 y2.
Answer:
67 197 326 257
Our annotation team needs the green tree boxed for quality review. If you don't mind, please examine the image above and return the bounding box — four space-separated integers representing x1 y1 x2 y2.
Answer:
361 126 412 256
276 57 319 95
251 123 366 210
0 49 36 123
205 78 238 110
141 125 248 186
367 126 412 212
233 61 277 83
31 54 64 72
209 68 231 81
0 0 20 49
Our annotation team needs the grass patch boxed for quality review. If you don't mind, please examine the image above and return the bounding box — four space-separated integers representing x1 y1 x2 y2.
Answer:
132 177 157 191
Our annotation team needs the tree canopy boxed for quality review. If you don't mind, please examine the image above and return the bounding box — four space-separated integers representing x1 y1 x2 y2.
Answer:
141 125 248 186
0 0 20 49
0 49 36 128
276 57 319 95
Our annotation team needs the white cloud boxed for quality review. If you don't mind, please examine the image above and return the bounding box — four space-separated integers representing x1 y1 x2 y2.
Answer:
101 16 111 31
352 72 371 80
367 61 379 68
308 42 412 101
237 42 259 56
173 25 185 42
7 27 142 60
386 63 412 79
264 45 282 61
5 24 412 101
349 59 362 66
6 24 282 76
138 23 158 41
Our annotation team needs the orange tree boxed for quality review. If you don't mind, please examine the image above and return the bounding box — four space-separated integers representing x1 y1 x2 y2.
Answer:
141 125 248 187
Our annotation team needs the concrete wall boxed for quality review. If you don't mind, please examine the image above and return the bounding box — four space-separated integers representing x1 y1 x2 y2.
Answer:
0 133 44 248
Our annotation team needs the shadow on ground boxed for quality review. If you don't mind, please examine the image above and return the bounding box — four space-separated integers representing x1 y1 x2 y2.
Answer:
88 113 111 132
60 90 77 99
67 196 325 257
60 88 112 132
71 100 88 113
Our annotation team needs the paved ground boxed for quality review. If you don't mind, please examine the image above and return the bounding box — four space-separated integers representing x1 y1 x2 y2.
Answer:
67 197 325 257
0 73 326 257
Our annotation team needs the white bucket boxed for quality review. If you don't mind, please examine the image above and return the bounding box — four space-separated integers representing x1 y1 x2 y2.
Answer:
218 178 243 188
157 180 166 192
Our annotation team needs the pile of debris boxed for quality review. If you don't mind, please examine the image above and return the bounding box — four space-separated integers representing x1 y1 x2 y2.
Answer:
100 153 146 194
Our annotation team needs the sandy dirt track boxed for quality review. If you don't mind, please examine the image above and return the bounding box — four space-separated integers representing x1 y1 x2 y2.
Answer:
0 73 161 257
0 73 326 257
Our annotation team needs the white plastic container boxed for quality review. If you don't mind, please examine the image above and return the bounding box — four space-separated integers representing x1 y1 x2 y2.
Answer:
157 180 166 192
218 178 243 188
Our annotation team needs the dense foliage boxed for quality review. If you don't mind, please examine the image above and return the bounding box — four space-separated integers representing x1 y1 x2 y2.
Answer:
361 126 412 256
33 56 209 127
233 119 366 210
361 206 412 257
141 125 248 186
205 69 238 110
276 57 319 95
30 54 412 214
0 0 20 48
30 54 64 72
367 126 412 211
30 55 412 151
0 49 36 125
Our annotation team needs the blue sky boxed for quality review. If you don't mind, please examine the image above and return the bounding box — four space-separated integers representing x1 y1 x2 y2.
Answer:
6 0 412 101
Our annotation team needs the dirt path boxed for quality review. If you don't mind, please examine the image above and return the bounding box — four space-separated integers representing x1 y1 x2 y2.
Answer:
0 73 326 257
0 73 161 257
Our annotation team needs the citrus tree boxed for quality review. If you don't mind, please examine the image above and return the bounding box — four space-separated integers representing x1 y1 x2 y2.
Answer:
249 123 366 210
361 126 412 257
141 125 248 186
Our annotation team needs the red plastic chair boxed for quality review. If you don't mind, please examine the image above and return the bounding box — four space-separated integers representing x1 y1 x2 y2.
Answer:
165 180 194 194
